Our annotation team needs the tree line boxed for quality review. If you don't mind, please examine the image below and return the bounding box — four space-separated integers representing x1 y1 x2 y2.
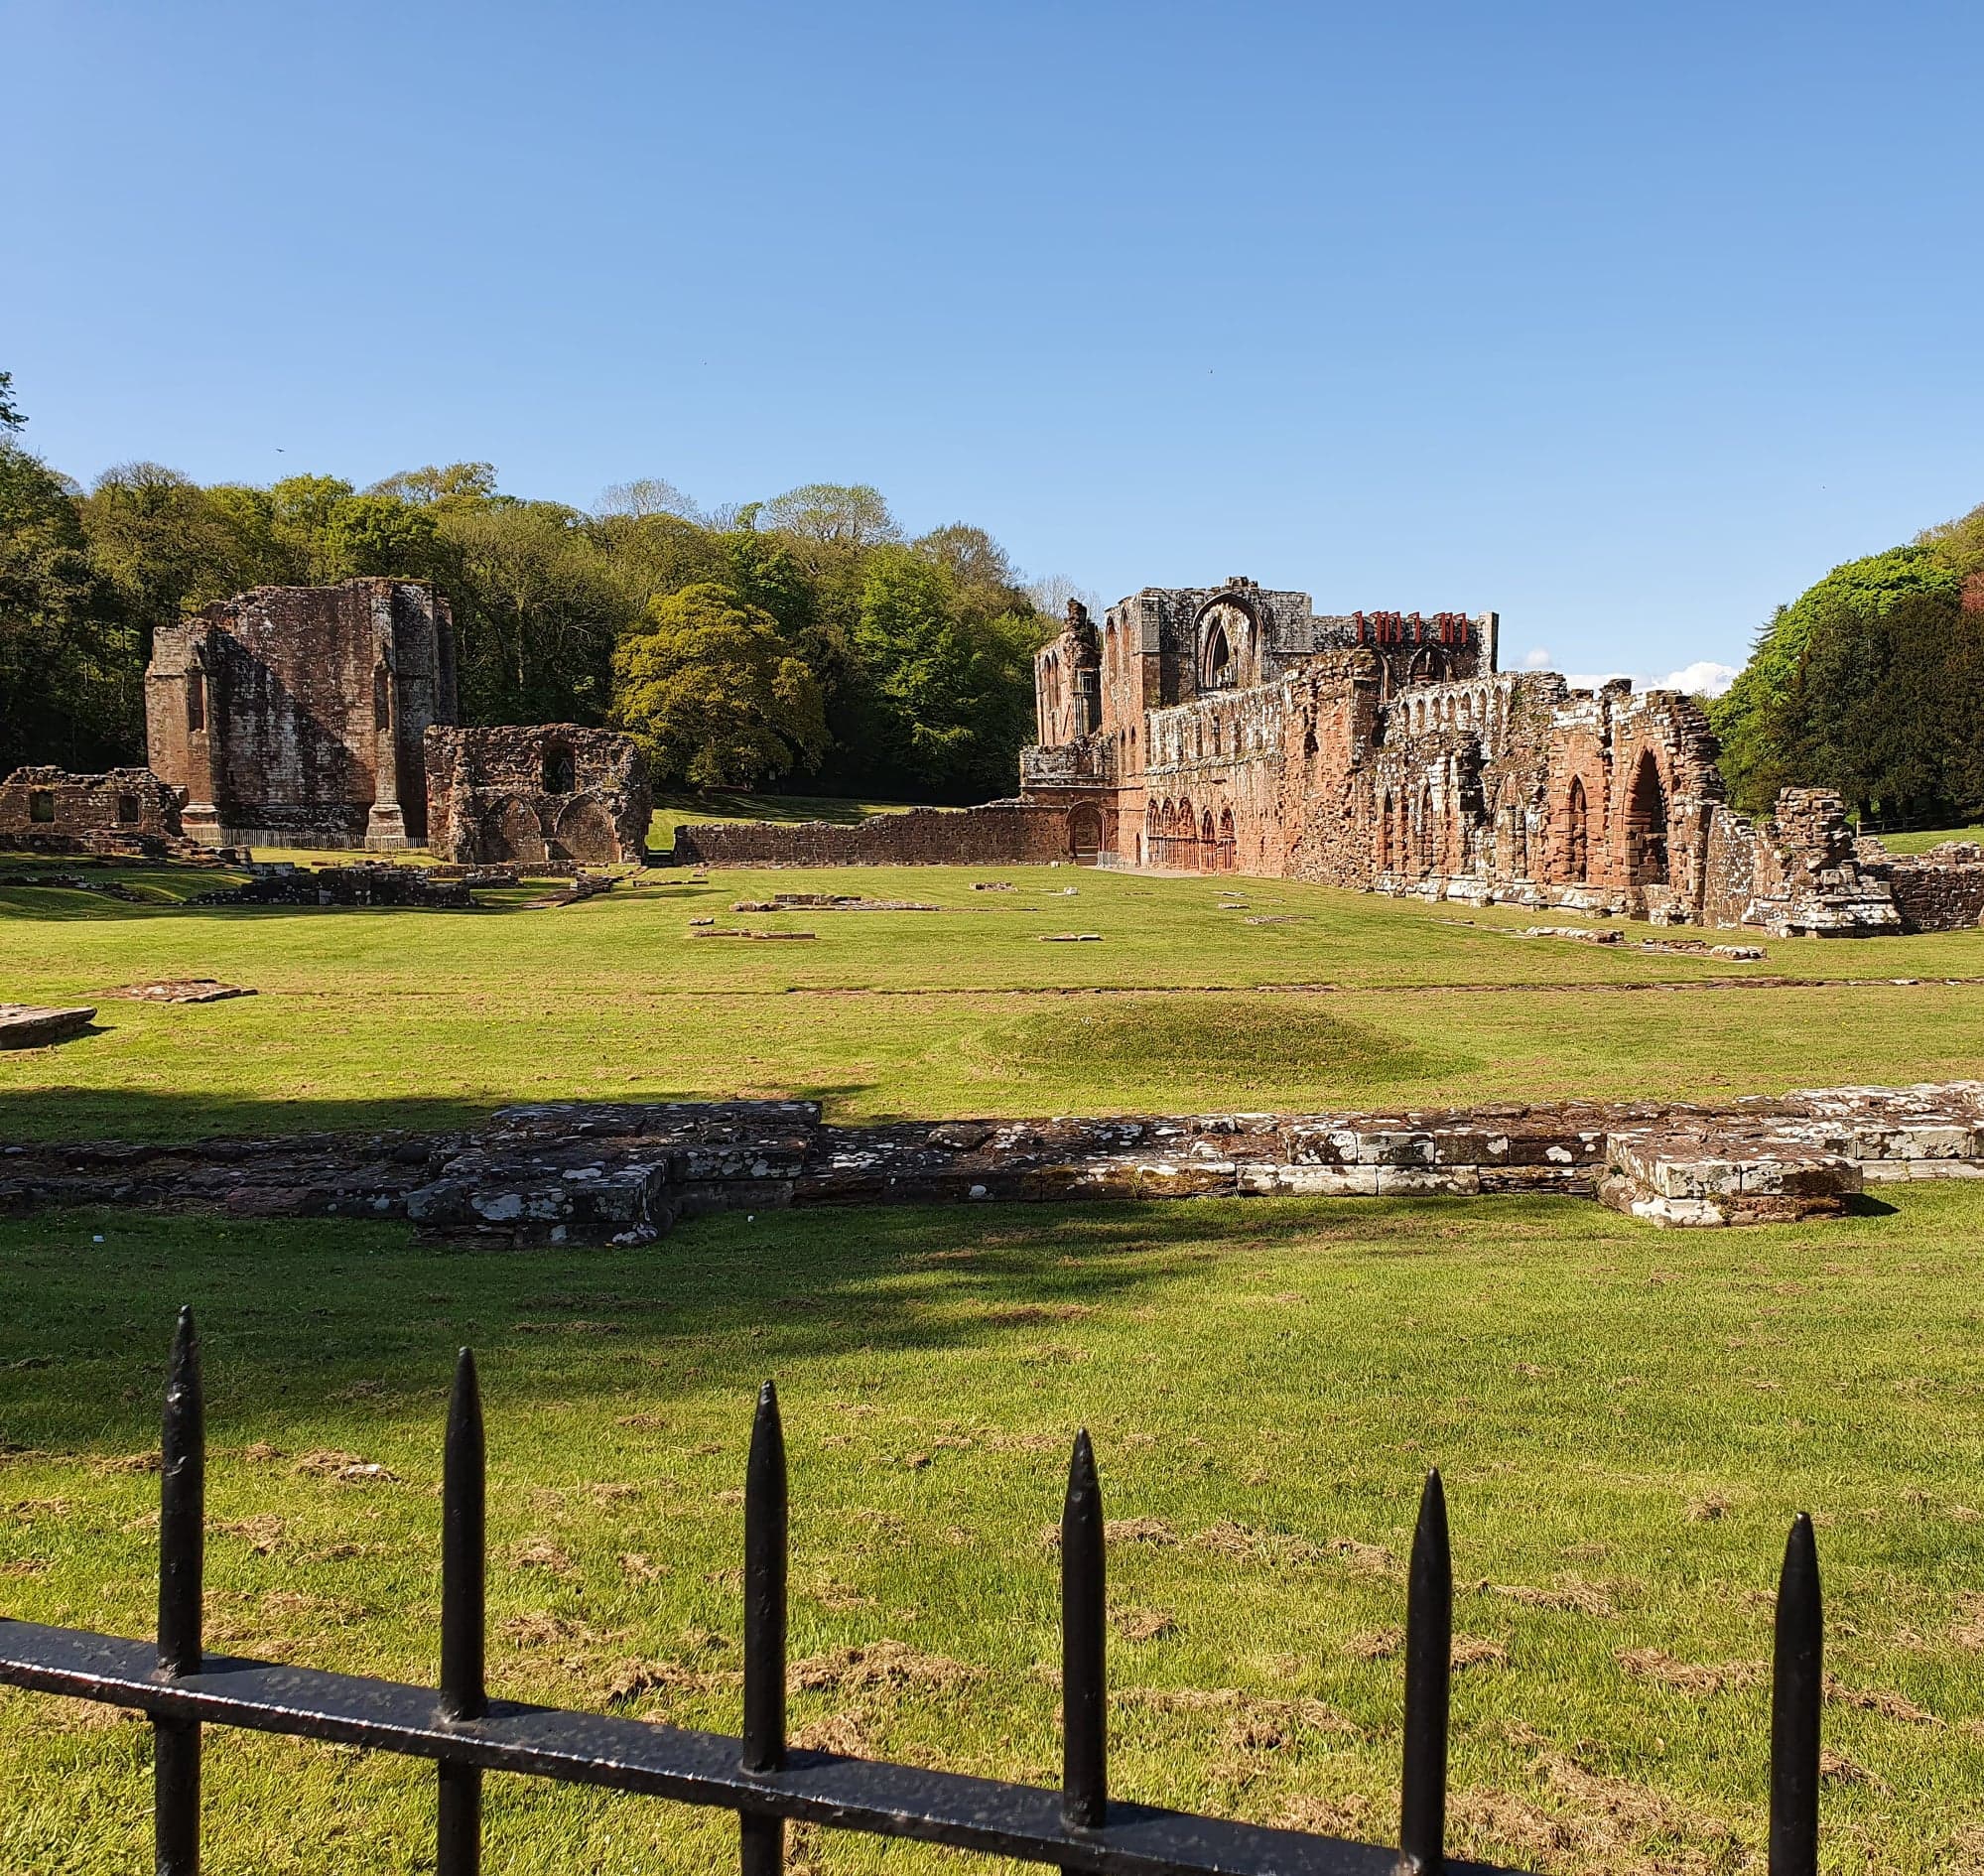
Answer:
0 373 1057 802
1710 500 1984 828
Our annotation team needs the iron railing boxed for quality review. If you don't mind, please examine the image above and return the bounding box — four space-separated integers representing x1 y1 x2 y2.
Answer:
0 1309 1832 1875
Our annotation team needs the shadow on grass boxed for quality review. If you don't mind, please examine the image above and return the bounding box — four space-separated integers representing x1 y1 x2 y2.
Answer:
0 1192 1514 1454
0 1084 902 1143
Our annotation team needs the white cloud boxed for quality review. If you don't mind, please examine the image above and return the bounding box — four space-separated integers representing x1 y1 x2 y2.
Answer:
1518 646 1554 670
1557 660 1738 699
1656 659 1739 698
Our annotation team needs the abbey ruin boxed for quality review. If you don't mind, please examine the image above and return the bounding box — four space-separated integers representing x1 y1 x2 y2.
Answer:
2 571 1979 935
0 580 649 866
678 577 1984 936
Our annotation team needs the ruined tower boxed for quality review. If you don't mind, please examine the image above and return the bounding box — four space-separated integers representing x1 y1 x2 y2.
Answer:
146 579 458 849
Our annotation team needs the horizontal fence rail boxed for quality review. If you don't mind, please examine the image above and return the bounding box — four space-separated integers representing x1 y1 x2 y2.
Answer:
0 1309 1834 1875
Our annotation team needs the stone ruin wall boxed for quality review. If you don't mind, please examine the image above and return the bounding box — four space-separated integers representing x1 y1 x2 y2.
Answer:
670 801 1088 868
426 726 652 866
1013 580 1984 936
0 766 183 851
146 579 458 849
1878 844 1984 933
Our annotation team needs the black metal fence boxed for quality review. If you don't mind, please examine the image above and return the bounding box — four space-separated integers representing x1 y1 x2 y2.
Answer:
0 1309 1830 1876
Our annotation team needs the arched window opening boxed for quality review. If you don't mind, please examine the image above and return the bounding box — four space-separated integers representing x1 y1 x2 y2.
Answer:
1202 623 1235 690
1217 807 1237 872
1416 788 1436 874
117 794 140 825
1212 718 1222 756
1379 792 1393 873
1628 749 1669 885
1566 776 1589 883
542 744 577 795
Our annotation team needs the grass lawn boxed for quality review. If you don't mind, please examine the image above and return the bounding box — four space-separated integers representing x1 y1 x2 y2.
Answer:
647 792 940 851
1879 826 1984 856
1 1188 1981 1872
1 860 1981 1141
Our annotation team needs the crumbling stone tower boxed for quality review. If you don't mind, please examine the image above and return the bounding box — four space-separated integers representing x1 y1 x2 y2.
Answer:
146 579 458 849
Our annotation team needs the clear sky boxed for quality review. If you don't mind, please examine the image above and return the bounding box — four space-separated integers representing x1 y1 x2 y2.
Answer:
5 0 1979 689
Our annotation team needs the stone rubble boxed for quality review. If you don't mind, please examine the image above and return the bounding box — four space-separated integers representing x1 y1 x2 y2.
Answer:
0 1005 98 1049
4 1083 1980 1240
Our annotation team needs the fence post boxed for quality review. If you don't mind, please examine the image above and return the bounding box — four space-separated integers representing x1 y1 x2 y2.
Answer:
1061 1429 1107 1844
1769 1513 1822 1876
1397 1469 1450 1876
438 1349 486 1876
156 1305 204 1876
740 1381 788 1876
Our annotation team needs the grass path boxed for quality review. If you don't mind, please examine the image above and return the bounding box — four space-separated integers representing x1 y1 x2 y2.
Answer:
1 1187 1981 1872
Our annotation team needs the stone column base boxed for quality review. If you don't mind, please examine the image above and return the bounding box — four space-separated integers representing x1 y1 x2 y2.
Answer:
179 803 225 848
364 802 410 851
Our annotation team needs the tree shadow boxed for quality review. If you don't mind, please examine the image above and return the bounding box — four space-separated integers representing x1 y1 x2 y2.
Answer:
0 1188 1526 1458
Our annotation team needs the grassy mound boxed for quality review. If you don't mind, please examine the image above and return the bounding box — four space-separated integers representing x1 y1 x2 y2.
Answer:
975 996 1451 1108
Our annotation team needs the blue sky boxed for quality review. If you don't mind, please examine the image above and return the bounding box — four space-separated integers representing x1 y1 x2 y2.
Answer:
4 0 1979 689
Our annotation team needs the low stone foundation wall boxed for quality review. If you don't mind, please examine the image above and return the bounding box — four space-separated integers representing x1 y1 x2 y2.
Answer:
670 801 1080 868
1882 850 1984 933
6 1083 1978 1240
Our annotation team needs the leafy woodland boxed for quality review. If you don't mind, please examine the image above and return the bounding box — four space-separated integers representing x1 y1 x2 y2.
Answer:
0 374 1052 801
1710 503 1984 825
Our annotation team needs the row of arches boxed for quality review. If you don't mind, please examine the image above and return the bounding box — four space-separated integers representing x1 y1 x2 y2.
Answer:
1144 797 1239 871
1396 682 1500 738
1376 787 1443 876
1372 748 1674 888
1559 750 1670 885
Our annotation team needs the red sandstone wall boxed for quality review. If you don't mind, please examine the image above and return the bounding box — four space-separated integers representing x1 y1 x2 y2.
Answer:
0 767 181 843
669 802 1081 867
426 726 651 864
146 580 456 845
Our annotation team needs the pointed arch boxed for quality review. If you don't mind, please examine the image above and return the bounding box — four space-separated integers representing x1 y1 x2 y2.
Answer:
1627 748 1669 885
1566 775 1589 882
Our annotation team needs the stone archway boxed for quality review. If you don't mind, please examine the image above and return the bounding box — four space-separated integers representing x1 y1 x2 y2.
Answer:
552 796 619 863
479 797 546 864
1217 807 1237 872
1625 749 1669 886
1565 776 1589 882
1067 803 1104 863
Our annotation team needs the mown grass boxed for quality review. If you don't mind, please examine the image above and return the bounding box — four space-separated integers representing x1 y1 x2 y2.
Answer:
1879 825 1984 856
647 792 937 850
1 1188 1982 1873
3 861 1981 1139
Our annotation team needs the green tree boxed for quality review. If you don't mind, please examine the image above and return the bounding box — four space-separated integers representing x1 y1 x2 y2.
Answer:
1709 546 1964 812
366 462 501 509
760 482 900 554
0 370 23 435
76 464 241 660
849 545 1044 799
321 494 445 581
441 501 629 723
611 582 825 788
0 444 139 767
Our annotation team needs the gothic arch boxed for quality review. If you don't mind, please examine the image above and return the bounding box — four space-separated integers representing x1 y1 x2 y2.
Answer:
479 797 546 865
1565 776 1590 883
1626 748 1669 886
552 796 617 863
